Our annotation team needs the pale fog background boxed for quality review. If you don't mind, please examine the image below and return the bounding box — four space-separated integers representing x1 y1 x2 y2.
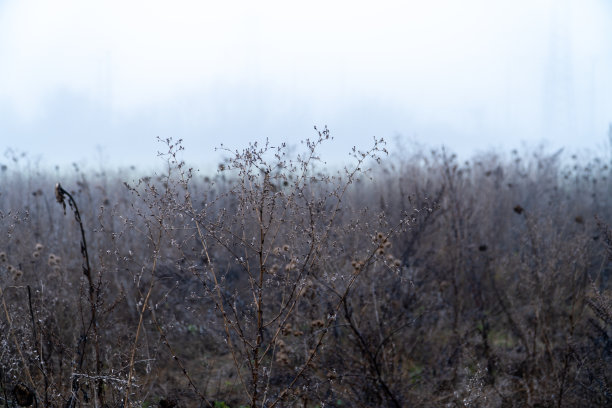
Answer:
0 0 611 172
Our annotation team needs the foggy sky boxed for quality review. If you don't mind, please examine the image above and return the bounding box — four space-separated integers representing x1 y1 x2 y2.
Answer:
0 0 611 171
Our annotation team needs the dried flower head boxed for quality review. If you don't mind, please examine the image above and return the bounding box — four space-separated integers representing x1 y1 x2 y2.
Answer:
35 243 44 252
55 183 66 213
12 269 23 280
311 319 325 328
282 244 290 252
285 258 297 272
275 352 290 365
0 252 6 263
32 251 40 259
351 260 364 272
51 265 61 277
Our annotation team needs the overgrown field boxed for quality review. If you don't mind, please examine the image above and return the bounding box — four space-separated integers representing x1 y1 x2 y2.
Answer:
0 132 611 407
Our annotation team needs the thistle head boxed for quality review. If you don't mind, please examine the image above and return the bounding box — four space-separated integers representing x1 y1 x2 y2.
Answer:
55 183 66 213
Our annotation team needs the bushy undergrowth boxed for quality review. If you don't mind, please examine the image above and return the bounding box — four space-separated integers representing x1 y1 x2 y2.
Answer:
0 133 611 407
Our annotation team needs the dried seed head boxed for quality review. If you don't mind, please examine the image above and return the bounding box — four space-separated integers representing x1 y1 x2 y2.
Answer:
282 244 290 252
276 352 290 365
0 252 6 263
55 183 63 203
55 183 67 213
377 232 384 240
12 269 23 280
393 259 402 268
32 251 40 259
311 319 325 328
7 265 15 273
284 258 297 272
35 243 44 251
513 205 524 215
376 247 385 256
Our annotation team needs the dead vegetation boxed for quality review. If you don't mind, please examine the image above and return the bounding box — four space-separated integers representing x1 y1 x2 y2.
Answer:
0 134 611 407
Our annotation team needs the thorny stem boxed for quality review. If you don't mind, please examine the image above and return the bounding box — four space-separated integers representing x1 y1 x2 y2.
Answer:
55 183 104 407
